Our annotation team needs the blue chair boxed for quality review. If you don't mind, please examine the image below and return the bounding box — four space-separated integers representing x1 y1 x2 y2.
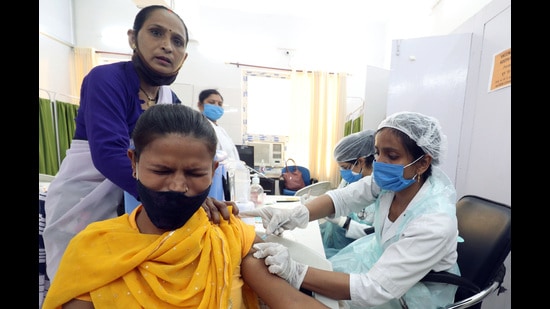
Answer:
280 165 317 196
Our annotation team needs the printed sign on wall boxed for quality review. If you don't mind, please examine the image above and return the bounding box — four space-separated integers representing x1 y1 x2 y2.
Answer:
489 48 511 92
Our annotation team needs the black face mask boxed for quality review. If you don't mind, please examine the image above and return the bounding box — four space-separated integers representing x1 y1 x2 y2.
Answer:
137 180 210 230
132 52 179 86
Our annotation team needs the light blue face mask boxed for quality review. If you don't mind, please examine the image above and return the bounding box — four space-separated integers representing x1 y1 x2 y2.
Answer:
373 155 424 192
339 160 363 183
203 104 224 121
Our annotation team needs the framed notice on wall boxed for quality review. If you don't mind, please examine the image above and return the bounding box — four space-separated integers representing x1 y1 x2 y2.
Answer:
488 48 511 92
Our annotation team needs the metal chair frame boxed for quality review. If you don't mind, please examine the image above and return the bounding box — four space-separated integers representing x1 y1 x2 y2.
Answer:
400 195 511 309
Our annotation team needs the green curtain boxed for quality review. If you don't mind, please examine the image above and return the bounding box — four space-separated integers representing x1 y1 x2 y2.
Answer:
343 115 362 136
55 100 78 163
38 98 79 175
351 115 363 133
344 119 353 136
39 97 58 175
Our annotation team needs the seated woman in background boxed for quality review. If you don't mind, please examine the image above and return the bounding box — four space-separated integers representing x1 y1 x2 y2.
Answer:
320 129 376 258
42 104 328 309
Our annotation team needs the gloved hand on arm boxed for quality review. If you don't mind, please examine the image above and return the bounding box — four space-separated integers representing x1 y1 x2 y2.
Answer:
253 242 308 289
239 204 310 235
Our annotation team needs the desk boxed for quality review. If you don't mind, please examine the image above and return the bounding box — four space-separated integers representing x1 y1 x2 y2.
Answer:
250 195 339 309
254 195 324 254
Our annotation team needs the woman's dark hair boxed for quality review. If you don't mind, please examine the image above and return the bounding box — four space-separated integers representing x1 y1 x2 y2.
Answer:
379 128 433 180
132 104 217 159
198 89 223 104
133 5 189 48
345 155 374 169
364 155 375 169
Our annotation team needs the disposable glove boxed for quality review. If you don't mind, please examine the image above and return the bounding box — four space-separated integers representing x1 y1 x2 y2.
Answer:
239 204 310 235
253 242 308 289
346 220 374 239
325 215 347 227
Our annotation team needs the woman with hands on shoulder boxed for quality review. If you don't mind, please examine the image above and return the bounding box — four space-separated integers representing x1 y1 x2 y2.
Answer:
244 111 460 309
42 104 329 309
43 5 235 283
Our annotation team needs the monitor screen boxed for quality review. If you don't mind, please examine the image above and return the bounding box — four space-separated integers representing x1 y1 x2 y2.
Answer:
235 145 254 168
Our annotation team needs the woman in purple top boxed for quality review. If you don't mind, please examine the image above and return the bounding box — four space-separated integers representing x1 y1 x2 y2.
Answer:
43 5 237 282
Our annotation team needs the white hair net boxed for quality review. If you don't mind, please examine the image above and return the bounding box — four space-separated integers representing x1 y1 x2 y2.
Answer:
334 129 376 162
377 111 447 165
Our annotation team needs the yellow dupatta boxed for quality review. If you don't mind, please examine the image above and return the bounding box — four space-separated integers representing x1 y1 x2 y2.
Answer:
43 206 259 309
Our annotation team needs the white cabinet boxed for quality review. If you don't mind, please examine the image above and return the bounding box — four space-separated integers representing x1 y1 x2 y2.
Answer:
387 33 472 184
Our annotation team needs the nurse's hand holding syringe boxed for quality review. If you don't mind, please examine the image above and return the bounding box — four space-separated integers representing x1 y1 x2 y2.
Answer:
240 204 310 236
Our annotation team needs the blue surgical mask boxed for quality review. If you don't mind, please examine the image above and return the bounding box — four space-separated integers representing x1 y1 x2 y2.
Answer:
203 104 224 121
137 180 211 230
373 155 424 192
340 169 363 183
339 160 363 183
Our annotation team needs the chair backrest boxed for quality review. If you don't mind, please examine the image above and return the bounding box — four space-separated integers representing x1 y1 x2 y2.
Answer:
294 181 332 197
280 165 311 195
455 195 511 301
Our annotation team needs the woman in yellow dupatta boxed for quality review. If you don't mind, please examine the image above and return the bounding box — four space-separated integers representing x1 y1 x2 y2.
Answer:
43 104 328 309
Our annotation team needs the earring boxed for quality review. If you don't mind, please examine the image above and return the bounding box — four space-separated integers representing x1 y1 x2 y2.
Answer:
132 171 137 178
183 186 189 193
131 44 136 50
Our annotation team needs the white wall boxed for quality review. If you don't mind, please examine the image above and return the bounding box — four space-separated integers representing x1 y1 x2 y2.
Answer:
39 0 495 124
38 34 74 97
39 0 74 97
452 0 511 206
452 2 511 308
387 33 473 185
39 0 74 43
363 66 390 130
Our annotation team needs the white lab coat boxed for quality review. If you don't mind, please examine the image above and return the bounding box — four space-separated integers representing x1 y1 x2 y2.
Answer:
208 119 240 162
327 167 459 308
338 177 376 238
320 177 375 259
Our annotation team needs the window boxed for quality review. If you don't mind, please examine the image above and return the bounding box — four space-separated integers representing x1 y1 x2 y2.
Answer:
243 70 291 141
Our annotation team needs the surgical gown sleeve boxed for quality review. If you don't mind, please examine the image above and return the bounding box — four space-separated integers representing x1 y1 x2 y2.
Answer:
327 175 380 218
